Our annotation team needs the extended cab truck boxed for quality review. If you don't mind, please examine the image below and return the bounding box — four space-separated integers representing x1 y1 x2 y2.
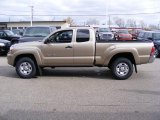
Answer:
7 27 155 80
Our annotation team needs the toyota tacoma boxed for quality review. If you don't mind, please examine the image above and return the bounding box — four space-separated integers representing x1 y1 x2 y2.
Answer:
7 27 156 80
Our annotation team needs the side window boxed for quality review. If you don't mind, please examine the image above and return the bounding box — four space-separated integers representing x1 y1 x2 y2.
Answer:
0 32 3 37
0 32 6 37
76 29 90 42
144 33 149 39
48 30 73 43
138 32 144 38
147 33 152 39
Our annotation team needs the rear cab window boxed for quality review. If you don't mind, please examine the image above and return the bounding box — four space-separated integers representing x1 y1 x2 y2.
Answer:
76 29 90 42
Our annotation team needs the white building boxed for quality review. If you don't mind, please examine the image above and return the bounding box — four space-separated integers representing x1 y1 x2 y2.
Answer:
0 20 69 30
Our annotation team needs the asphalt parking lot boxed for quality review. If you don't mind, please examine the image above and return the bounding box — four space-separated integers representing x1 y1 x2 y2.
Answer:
0 56 160 120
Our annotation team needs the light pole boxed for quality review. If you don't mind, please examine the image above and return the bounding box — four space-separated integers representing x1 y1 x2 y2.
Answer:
105 3 108 27
30 5 33 26
30 0 34 26
106 2 110 27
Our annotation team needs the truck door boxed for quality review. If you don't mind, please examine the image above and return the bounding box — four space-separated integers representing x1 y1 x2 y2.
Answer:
73 29 95 66
42 30 74 66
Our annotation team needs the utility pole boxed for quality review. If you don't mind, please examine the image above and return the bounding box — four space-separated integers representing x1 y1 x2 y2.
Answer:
108 14 111 28
30 5 34 26
106 2 111 28
105 3 108 27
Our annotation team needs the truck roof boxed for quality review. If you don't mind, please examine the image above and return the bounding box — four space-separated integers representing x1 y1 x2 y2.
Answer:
59 27 94 31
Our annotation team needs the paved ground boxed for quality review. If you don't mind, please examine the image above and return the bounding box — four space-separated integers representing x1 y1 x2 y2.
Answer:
0 56 160 120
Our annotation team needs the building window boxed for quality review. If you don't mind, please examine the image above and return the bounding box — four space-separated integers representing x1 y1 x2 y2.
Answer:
18 27 23 29
12 27 17 29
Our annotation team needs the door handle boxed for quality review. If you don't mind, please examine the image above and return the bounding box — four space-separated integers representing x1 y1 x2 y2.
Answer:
65 46 72 49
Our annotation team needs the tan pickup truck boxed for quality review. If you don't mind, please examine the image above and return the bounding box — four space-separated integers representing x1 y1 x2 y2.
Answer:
7 27 156 80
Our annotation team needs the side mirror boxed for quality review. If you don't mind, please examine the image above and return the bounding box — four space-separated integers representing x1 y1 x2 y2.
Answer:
44 38 50 44
19 32 23 36
148 37 153 41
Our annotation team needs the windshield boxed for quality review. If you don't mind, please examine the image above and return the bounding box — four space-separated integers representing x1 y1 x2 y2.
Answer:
153 33 160 40
138 32 145 38
118 30 129 34
4 30 14 36
23 27 50 37
99 28 111 32
12 30 20 35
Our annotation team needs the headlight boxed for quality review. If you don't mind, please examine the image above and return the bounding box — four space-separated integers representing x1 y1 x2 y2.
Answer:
9 45 16 54
0 43 5 47
99 33 103 37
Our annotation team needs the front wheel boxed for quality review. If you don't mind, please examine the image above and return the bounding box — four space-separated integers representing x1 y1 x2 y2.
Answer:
16 57 37 79
111 57 133 80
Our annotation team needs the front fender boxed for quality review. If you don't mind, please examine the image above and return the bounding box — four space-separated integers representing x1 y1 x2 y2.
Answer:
13 48 43 66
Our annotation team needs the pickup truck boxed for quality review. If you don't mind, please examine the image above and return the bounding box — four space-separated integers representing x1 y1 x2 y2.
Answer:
7 27 156 80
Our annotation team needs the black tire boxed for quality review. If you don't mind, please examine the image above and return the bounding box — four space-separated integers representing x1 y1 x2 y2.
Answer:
16 57 37 79
155 48 159 58
111 57 133 80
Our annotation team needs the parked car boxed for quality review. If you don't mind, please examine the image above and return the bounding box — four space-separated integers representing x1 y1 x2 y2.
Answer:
130 29 143 39
12 29 24 36
116 29 133 40
96 27 115 41
12 26 57 44
137 31 160 57
0 30 21 42
0 39 11 55
7 27 155 80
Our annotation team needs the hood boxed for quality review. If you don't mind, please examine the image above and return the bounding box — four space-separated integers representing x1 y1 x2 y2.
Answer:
119 33 132 37
154 40 160 45
0 39 10 43
99 32 113 34
13 41 42 48
9 35 21 38
18 36 45 42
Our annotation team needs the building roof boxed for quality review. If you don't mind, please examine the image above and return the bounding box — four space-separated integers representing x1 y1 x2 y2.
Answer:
0 20 67 24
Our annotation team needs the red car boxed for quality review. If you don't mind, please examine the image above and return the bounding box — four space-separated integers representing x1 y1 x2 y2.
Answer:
117 29 133 40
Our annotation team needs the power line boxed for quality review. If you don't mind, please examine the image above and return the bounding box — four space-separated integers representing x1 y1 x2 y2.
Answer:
0 13 159 16
0 11 160 16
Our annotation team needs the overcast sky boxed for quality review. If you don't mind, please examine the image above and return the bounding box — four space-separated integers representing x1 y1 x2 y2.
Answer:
0 0 160 25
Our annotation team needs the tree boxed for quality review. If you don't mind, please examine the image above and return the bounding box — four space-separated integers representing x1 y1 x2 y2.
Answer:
64 17 75 26
86 18 99 25
139 20 147 29
126 19 137 27
148 24 158 30
113 17 125 27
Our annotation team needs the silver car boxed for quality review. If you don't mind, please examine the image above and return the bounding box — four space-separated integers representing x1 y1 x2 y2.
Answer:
97 27 115 41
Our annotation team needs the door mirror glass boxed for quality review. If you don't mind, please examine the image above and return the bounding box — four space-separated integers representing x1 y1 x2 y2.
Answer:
44 38 50 44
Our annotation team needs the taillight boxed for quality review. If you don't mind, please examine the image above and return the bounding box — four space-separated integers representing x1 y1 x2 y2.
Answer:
150 46 155 56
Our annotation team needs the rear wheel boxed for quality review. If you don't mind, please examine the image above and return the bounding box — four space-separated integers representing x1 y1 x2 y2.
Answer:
16 57 37 79
111 57 133 80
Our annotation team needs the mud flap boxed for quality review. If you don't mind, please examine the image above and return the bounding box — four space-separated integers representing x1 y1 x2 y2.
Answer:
134 64 137 73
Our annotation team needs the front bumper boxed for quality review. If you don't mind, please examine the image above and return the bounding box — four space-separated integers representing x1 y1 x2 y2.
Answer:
7 53 15 66
0 46 10 55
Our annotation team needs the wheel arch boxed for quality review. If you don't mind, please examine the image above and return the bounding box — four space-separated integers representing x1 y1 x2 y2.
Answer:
14 54 37 67
108 52 136 68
